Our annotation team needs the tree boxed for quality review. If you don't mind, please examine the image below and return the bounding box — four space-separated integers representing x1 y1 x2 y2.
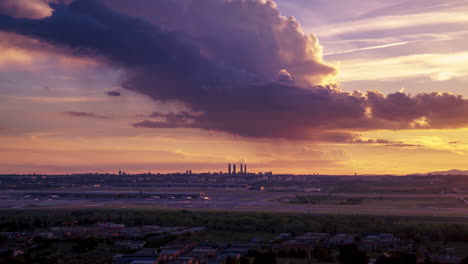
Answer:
225 256 239 264
337 244 368 264
253 251 277 264
240 256 250 264
375 252 417 264
461 256 468 264
314 246 332 261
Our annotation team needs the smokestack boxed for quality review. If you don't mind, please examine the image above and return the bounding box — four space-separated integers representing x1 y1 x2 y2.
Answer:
233 164 237 174
228 163 231 174
240 164 244 174
244 164 247 174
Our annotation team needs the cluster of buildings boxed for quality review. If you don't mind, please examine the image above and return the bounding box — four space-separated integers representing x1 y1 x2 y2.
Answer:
0 169 277 190
110 231 464 264
112 240 260 264
275 232 462 264
0 223 206 257
427 248 463 264
227 163 247 175
278 233 398 252
1 223 466 264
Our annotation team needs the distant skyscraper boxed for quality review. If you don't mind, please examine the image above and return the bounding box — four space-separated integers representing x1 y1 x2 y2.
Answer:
233 164 237 174
228 163 231 174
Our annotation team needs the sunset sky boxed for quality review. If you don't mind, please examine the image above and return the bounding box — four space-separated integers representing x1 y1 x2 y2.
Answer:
1 0 468 175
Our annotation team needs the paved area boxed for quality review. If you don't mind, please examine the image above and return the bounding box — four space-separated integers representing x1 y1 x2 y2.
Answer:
2 189 468 217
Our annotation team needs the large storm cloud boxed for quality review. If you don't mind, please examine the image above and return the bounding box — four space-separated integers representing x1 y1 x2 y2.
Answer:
101 0 336 86
1 0 468 140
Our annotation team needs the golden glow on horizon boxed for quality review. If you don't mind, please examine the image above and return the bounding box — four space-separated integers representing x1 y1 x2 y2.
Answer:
2 127 468 175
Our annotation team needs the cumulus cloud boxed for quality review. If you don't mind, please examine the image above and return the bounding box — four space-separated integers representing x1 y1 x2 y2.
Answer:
64 111 111 120
276 69 294 83
103 0 336 86
364 91 468 129
2 1 468 140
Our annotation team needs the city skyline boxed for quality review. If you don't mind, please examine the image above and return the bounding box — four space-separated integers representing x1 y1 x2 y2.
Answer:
1 162 275 176
2 0 468 175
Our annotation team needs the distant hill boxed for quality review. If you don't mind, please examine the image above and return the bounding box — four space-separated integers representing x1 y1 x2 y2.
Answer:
426 169 468 175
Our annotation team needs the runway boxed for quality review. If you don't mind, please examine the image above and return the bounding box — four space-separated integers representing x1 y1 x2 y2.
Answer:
2 188 468 217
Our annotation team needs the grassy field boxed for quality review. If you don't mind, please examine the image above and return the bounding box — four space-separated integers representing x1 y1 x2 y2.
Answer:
286 194 468 208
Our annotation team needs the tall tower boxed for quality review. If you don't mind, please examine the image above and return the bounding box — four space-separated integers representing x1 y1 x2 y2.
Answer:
228 164 232 174
233 164 237 174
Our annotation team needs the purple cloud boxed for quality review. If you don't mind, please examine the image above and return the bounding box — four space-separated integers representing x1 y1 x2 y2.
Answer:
105 91 121 97
64 111 111 120
2 1 468 140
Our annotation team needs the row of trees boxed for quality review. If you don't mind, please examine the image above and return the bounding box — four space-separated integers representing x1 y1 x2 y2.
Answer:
2 209 468 242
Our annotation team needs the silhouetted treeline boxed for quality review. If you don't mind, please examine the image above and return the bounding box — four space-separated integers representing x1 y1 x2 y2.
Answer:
2 209 468 242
